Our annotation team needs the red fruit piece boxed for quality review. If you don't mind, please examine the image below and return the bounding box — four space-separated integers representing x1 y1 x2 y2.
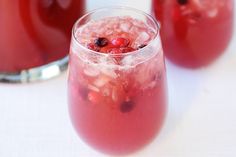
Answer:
111 37 130 47
87 43 100 52
121 47 136 53
109 48 123 54
100 45 114 53
120 100 135 113
111 84 126 104
88 91 101 105
109 47 136 54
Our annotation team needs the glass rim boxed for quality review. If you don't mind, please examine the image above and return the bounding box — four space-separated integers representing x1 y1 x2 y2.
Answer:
72 6 161 57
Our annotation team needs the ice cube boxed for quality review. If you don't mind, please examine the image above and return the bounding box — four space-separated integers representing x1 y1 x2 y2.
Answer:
84 65 100 77
145 81 157 89
136 66 148 84
207 8 218 18
105 29 113 36
112 88 118 102
88 84 100 92
135 61 155 85
130 26 139 35
102 88 110 96
98 57 118 78
121 55 134 66
120 23 132 32
93 76 110 88
121 55 137 69
100 67 117 79
136 32 150 43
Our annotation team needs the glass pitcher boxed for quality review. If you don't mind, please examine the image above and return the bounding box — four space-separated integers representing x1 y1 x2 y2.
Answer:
0 0 84 82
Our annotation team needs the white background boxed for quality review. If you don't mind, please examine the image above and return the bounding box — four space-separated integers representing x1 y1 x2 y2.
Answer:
0 0 236 157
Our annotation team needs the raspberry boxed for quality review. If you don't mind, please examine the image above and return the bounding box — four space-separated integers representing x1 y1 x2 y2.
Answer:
111 37 130 47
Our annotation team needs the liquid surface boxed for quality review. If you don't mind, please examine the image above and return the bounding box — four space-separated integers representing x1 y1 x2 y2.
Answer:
75 16 156 54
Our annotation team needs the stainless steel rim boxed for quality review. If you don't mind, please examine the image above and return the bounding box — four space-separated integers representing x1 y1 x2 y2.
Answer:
0 56 68 83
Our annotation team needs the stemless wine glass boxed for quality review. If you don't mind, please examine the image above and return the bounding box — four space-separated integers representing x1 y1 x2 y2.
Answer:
0 0 84 83
152 0 234 68
68 7 168 155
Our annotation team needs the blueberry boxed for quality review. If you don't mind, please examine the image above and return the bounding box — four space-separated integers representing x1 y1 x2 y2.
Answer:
94 37 109 47
120 100 135 113
177 0 188 5
138 44 147 49
78 86 88 100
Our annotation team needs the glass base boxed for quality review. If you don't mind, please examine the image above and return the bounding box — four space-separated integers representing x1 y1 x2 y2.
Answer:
0 56 68 83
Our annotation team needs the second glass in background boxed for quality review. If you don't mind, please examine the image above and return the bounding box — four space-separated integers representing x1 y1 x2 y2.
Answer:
152 0 234 68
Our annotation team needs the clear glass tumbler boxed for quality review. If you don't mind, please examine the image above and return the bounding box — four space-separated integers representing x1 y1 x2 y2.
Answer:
68 7 168 155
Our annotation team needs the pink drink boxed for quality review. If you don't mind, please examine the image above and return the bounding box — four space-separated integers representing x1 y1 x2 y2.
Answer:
152 0 234 68
0 0 84 82
68 8 167 155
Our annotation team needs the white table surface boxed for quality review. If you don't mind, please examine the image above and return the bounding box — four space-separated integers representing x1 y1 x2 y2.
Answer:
0 1 236 157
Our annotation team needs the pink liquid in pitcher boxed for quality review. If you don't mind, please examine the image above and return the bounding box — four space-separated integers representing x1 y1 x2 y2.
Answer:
0 0 84 72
